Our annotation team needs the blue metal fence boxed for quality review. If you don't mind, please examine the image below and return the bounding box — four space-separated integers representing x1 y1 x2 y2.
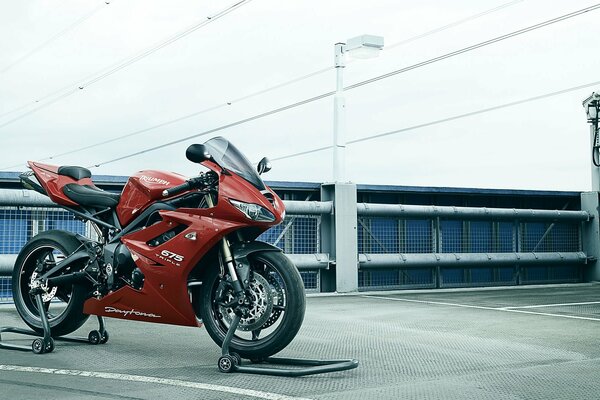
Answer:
357 216 582 290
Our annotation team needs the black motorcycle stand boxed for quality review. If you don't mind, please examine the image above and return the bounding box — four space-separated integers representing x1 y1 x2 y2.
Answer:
217 314 359 377
0 290 109 354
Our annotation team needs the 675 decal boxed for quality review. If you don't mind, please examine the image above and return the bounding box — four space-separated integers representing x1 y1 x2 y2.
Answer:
157 250 185 266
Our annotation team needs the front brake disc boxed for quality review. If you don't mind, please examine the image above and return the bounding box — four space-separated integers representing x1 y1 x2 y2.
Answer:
220 272 273 331
259 272 284 329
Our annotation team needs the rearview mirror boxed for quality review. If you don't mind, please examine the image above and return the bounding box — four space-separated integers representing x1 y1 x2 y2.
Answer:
257 157 271 175
186 144 211 163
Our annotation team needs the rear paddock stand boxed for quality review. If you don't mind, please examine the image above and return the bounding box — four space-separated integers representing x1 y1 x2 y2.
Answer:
218 314 359 376
0 291 109 354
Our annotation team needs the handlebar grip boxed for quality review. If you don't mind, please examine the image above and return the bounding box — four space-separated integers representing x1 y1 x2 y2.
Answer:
162 181 191 198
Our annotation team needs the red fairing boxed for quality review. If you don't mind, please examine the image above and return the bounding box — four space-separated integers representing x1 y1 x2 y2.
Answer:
28 161 94 207
117 170 187 226
83 210 232 326
201 160 285 227
83 161 285 327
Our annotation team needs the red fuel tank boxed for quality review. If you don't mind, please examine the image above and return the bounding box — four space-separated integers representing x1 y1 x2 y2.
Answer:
117 170 187 226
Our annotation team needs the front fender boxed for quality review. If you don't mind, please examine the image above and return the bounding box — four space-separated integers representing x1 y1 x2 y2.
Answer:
229 241 282 259
229 241 282 285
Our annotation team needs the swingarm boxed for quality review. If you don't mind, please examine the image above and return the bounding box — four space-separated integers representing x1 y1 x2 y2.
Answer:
36 239 102 288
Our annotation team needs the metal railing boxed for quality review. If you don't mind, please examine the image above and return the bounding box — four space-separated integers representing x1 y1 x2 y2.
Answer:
0 188 593 299
356 203 588 290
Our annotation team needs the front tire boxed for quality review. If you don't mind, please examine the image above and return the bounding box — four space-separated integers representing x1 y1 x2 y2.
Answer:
12 230 90 337
196 251 306 360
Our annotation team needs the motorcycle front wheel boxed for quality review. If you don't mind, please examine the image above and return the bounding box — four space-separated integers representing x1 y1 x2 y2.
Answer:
196 251 306 360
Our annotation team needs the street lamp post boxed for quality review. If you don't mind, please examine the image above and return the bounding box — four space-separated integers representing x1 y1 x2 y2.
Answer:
333 42 346 183
327 35 384 293
583 92 600 190
581 92 600 282
332 35 384 182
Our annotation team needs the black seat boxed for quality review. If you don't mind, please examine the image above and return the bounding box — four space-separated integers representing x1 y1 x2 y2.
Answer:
58 165 92 181
63 184 120 208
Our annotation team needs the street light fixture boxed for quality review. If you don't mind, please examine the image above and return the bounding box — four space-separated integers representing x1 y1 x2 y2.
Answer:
583 92 600 123
583 92 600 170
333 34 384 182
345 35 385 59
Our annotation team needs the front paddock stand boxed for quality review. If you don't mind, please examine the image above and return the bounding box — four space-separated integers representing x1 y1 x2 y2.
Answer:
0 292 109 354
218 314 359 376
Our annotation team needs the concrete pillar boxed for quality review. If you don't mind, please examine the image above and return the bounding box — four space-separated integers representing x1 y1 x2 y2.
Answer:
321 183 358 292
581 192 600 281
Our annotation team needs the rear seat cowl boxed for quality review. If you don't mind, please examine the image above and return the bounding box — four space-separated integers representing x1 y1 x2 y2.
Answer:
58 166 92 181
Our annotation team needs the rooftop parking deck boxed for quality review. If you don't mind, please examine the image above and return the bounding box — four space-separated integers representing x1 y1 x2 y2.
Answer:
1 283 599 400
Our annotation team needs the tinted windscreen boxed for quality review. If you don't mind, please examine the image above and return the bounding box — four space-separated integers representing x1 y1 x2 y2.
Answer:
203 137 266 190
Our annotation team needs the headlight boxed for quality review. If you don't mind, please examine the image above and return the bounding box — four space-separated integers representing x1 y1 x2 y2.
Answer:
230 199 275 222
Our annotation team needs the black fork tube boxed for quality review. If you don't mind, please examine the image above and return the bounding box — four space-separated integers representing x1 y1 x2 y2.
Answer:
221 239 244 295
206 193 244 295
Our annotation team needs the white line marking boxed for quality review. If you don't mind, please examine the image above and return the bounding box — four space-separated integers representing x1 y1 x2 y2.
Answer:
363 295 600 322
500 301 600 310
364 296 498 310
497 308 600 321
0 365 313 400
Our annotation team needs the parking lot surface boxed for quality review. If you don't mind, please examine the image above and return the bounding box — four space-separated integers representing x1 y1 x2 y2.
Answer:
1 283 599 399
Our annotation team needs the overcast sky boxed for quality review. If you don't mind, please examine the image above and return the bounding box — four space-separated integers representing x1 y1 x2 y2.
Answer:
1 0 599 191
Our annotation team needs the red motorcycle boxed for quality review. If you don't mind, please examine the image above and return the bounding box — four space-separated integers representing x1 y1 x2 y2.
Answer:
11 137 307 367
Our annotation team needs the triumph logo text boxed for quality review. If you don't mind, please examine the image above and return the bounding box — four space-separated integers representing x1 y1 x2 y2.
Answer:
139 175 171 185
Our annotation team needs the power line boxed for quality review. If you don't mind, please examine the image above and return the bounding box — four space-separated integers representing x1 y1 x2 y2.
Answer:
1 2 109 74
0 0 252 128
345 3 600 92
270 146 333 162
81 0 252 88
87 4 600 169
88 91 335 168
0 88 81 133
386 0 523 51
0 0 522 150
42 67 334 161
270 80 600 162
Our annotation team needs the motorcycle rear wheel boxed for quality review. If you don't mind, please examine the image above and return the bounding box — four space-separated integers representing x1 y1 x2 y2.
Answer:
12 230 90 337
197 251 306 359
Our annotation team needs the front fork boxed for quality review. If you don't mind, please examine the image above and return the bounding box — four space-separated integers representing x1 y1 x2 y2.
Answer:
221 239 244 299
206 193 248 307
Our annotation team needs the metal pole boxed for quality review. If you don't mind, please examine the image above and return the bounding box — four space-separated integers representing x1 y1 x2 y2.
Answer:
333 42 346 182
358 252 588 268
356 202 591 222
590 124 600 191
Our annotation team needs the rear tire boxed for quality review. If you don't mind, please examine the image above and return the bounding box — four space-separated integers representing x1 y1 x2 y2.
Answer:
12 230 90 337
196 251 305 359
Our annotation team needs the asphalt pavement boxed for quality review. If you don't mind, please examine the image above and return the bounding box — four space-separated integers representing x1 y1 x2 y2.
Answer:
1 283 599 400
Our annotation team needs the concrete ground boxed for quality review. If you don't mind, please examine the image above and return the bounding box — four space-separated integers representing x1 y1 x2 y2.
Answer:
1 283 599 400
